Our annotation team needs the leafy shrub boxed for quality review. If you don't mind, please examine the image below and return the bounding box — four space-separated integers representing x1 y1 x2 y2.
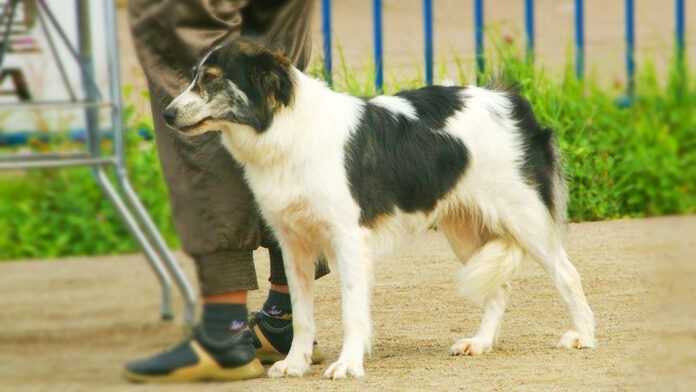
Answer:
0 48 693 260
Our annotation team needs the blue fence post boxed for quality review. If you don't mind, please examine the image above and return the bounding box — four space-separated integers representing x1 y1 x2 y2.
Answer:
625 0 635 98
676 0 685 71
574 0 585 80
423 0 434 85
321 0 332 87
373 0 384 93
474 0 485 83
525 0 535 63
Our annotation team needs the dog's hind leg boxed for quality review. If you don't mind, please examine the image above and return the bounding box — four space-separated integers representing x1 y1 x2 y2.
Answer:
267 236 318 378
536 246 596 349
450 282 510 355
323 229 372 380
448 237 524 355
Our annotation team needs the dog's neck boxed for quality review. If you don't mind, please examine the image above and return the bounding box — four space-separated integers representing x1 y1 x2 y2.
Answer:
222 67 359 169
269 68 338 133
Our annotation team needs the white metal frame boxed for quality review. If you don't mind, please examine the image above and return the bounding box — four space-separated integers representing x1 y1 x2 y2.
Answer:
0 0 196 325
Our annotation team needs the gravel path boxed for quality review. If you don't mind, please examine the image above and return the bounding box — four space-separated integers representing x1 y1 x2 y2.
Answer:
1 216 694 391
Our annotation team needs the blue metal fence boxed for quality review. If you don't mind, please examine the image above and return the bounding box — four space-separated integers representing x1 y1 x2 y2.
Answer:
474 0 485 83
625 0 635 97
320 0 688 96
574 0 585 80
321 0 332 86
372 0 384 93
676 0 686 66
525 0 535 63
423 0 434 85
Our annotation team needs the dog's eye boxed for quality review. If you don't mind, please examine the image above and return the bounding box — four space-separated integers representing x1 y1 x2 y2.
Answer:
201 68 222 84
201 72 217 84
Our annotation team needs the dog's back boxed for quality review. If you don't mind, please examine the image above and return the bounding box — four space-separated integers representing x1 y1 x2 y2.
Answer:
343 85 566 256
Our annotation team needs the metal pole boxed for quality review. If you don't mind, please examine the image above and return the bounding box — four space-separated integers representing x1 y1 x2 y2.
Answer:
676 0 685 72
94 168 175 320
103 0 196 324
76 0 100 157
474 0 485 83
100 0 125 174
37 0 101 100
625 0 635 98
0 0 19 69
525 0 535 63
423 0 434 85
321 0 332 87
373 0 383 93
575 0 585 80
36 1 83 67
36 4 77 101
77 0 175 321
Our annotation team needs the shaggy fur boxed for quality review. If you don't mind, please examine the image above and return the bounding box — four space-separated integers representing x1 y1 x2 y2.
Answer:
164 39 596 380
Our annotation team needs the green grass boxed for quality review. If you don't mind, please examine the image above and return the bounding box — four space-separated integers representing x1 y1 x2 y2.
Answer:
1 44 694 260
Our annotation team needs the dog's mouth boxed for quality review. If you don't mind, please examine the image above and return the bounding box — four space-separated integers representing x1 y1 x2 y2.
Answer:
179 117 215 135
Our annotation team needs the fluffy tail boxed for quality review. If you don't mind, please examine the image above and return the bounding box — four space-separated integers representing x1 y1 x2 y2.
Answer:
548 134 568 224
458 239 525 305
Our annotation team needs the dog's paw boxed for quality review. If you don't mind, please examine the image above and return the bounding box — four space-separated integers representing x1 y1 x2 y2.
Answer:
557 330 596 349
267 358 310 378
449 337 492 356
323 358 365 380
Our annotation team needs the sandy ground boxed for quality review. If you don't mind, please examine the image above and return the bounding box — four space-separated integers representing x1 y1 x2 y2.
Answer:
1 215 695 391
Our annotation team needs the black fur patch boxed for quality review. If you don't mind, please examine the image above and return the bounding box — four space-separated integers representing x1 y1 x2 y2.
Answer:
345 87 469 227
396 86 467 129
506 92 558 215
203 39 294 132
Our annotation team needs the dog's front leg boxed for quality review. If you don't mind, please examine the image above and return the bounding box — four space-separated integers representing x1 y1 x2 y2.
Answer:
324 231 372 380
267 236 317 378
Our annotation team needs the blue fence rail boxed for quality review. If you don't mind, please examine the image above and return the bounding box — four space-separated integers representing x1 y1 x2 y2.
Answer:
423 0 434 85
474 0 485 82
320 0 688 96
574 0 585 80
525 0 535 63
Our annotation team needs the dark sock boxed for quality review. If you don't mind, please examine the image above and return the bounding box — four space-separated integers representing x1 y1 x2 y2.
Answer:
262 289 292 317
202 303 248 341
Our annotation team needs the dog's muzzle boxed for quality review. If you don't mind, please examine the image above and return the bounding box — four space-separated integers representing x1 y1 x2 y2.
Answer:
163 107 178 127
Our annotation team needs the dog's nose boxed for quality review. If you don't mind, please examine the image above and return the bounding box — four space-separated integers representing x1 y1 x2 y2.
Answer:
163 107 177 125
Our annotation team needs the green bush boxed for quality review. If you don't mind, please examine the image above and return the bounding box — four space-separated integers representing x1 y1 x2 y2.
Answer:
0 95 178 260
0 48 694 260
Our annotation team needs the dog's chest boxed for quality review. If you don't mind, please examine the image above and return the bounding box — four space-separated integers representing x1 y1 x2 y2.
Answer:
276 198 329 241
247 165 334 240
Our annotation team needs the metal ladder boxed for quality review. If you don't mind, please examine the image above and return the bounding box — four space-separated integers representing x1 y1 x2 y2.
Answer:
0 0 196 325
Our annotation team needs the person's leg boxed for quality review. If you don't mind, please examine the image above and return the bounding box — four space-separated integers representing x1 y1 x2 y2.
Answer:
251 235 329 364
124 1 268 382
124 0 327 382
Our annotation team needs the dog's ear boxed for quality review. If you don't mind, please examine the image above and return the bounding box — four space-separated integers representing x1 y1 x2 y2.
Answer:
251 50 294 110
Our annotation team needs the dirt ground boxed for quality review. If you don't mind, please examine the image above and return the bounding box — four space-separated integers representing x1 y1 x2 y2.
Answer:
1 216 695 391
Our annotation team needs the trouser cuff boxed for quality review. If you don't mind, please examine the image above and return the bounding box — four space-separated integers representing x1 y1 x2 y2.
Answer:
195 249 258 296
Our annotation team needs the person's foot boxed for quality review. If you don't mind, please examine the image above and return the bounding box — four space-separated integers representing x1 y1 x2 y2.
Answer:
249 309 325 365
123 326 264 383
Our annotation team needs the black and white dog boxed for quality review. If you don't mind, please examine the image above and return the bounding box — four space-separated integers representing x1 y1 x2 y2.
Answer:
163 40 595 380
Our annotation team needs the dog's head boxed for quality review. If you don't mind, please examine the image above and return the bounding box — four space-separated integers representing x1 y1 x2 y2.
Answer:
163 39 294 135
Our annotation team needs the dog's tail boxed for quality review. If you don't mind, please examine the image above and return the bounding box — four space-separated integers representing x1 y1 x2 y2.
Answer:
548 134 568 225
457 239 524 305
